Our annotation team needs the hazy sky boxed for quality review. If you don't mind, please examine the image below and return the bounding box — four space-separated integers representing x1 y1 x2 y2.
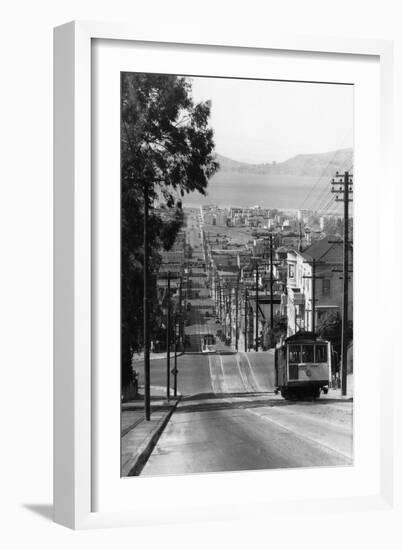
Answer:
189 76 354 164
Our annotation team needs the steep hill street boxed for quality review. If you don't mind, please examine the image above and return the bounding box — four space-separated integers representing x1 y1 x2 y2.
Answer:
122 207 353 476
132 352 352 475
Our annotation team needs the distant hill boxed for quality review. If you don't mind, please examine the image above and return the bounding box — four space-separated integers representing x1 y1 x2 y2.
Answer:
215 148 353 177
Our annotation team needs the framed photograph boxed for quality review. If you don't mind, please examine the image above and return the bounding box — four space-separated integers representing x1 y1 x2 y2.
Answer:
54 21 394 529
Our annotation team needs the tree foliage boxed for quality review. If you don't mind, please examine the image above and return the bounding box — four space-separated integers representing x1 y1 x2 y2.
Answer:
121 73 218 386
316 311 353 359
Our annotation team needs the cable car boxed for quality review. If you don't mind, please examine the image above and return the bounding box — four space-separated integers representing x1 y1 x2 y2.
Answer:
274 331 331 400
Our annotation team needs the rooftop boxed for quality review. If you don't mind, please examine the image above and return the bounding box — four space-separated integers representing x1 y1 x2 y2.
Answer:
301 236 351 264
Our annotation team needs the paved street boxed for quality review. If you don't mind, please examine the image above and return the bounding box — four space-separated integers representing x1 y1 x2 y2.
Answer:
123 207 353 476
135 350 276 396
134 351 353 476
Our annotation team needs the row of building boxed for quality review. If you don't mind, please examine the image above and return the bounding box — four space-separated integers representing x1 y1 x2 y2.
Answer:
201 204 342 233
207 219 352 344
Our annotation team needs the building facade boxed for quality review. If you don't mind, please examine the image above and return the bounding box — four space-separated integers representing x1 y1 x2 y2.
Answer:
286 238 353 336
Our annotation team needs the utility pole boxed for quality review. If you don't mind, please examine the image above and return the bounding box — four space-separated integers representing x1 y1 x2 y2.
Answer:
218 276 222 324
173 312 178 397
331 170 353 396
235 285 238 351
235 272 240 351
312 260 316 334
143 183 151 421
229 287 232 345
173 275 182 398
224 291 228 341
166 271 171 401
223 288 227 340
214 273 218 314
244 289 248 352
298 222 303 252
269 234 274 330
179 275 183 344
255 262 259 352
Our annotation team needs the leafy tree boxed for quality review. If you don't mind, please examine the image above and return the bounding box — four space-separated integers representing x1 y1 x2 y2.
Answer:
316 311 353 360
121 73 218 387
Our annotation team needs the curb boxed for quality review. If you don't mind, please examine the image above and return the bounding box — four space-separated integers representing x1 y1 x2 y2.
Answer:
132 352 185 363
123 386 182 404
125 398 180 477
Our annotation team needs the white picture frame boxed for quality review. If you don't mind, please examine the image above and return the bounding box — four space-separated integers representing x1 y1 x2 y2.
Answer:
54 20 395 530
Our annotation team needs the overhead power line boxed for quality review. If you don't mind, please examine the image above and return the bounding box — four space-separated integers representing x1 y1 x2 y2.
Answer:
299 129 353 212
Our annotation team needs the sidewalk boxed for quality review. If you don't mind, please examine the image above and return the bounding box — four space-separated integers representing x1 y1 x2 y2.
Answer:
121 387 180 476
324 373 354 400
132 351 183 363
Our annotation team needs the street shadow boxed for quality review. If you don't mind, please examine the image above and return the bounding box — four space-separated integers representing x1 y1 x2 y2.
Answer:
23 504 53 522
123 400 173 410
182 391 273 401
176 395 290 414
303 397 353 404
177 392 353 414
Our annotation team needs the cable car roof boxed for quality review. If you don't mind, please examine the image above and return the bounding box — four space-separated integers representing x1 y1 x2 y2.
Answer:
284 331 328 344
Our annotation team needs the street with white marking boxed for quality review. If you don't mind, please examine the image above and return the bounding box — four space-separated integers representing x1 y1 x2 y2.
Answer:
128 207 353 476
135 350 353 475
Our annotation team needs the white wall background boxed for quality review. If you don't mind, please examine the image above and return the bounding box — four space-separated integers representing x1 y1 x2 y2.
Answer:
0 0 401 547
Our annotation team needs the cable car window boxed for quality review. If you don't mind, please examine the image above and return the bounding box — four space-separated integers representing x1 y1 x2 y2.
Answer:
301 345 314 362
315 344 328 362
288 345 301 363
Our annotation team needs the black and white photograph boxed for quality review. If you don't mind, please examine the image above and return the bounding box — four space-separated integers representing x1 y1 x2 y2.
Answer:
4 0 400 541
120 72 354 477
